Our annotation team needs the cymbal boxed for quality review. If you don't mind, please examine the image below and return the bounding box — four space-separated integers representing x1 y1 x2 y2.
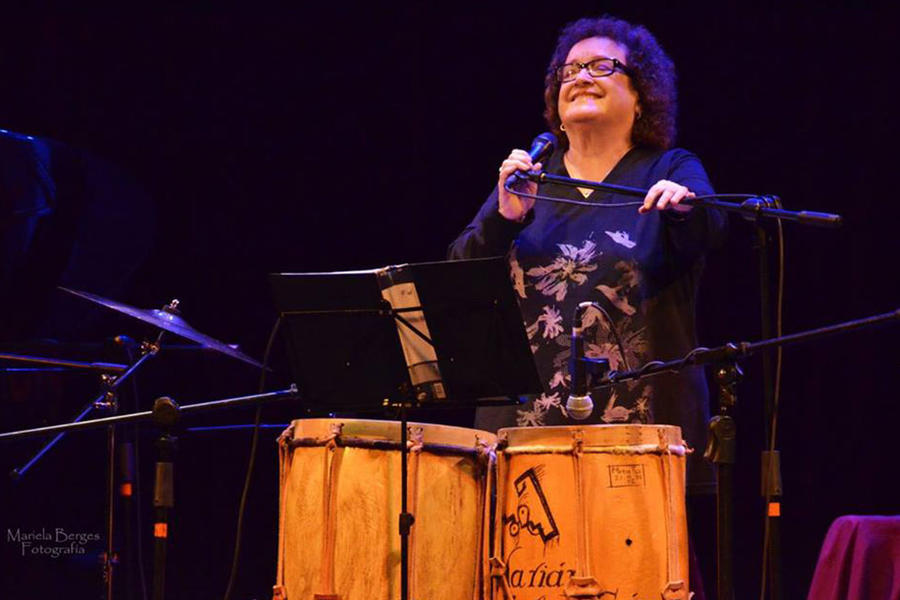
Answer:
60 287 264 368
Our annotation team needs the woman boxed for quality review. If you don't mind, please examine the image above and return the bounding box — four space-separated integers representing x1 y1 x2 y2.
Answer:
448 16 726 496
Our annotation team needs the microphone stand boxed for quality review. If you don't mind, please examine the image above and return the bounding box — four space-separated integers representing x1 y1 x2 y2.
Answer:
0 386 300 600
516 171 843 228
7 334 163 600
591 308 900 600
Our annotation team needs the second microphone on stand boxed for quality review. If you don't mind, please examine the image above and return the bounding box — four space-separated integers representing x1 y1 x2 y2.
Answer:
565 302 611 420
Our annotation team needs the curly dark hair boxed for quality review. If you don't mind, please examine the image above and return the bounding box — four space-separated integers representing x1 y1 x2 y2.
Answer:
543 16 677 150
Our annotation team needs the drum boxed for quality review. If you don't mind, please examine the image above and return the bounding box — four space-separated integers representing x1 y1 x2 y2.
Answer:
489 425 690 600
274 418 496 600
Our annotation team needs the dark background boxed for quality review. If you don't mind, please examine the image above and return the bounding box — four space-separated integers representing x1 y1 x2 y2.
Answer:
1 4 898 599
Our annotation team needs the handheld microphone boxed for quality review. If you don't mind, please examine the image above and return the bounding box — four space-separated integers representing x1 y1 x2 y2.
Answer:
565 303 594 420
506 132 557 189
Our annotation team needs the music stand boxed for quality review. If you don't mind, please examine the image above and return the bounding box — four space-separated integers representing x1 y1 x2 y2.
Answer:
269 256 541 410
269 256 542 600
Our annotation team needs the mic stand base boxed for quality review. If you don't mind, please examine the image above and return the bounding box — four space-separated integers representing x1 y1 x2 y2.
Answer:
704 361 741 600
151 397 179 600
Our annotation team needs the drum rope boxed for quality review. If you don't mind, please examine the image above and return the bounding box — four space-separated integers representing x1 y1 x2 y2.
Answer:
490 437 512 600
660 430 675 581
273 424 295 598
407 426 424 599
500 443 686 456
572 430 589 579
658 429 687 598
285 436 486 458
476 437 496 600
319 423 344 597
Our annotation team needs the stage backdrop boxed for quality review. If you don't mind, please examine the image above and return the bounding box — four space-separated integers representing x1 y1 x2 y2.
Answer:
1 5 898 599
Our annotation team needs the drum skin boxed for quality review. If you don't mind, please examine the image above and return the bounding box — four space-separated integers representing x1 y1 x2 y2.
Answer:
275 419 496 600
491 425 690 600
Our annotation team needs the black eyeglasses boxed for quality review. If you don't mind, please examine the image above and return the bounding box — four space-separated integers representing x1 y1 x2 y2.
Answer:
555 57 632 84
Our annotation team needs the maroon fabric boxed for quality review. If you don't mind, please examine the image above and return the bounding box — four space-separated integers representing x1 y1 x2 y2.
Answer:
807 515 900 600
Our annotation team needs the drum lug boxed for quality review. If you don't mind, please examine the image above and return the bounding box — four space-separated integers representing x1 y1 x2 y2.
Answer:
661 579 690 599
488 556 512 599
563 575 602 598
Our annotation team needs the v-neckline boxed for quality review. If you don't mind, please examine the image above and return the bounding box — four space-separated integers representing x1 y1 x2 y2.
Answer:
563 146 638 200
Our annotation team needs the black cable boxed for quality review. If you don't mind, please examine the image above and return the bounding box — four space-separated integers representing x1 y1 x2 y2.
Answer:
759 219 786 600
223 316 283 600
587 303 631 371
605 343 713 385
504 180 763 208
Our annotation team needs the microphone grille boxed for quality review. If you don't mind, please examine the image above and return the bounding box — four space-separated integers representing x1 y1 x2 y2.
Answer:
535 131 558 151
566 394 594 420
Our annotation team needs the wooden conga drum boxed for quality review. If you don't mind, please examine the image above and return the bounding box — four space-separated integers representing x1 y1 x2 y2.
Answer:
490 425 690 600
274 419 496 600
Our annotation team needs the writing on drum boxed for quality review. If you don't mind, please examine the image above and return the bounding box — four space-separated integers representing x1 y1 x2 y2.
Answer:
608 464 645 488
502 467 559 542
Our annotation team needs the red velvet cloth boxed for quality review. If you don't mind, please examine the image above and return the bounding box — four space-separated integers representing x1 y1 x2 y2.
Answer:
807 515 900 600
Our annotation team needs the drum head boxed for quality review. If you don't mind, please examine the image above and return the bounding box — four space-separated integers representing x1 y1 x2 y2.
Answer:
499 423 684 451
289 418 497 449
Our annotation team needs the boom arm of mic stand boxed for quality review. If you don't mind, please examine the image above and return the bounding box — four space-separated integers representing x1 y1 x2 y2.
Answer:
522 171 843 228
595 307 900 389
0 386 301 442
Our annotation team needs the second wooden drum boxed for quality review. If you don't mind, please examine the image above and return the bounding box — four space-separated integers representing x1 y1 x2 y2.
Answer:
489 424 690 600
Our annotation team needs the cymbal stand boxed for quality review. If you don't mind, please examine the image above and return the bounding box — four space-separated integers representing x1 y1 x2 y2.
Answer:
10 332 164 481
9 330 165 600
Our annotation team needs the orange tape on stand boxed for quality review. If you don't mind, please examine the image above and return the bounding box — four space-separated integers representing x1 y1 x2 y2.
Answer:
154 523 168 538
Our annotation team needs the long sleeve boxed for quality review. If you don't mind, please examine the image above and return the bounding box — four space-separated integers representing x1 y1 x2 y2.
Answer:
661 150 728 261
447 186 532 260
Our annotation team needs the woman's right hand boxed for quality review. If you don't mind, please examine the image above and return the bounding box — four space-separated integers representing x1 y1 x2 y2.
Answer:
497 149 540 222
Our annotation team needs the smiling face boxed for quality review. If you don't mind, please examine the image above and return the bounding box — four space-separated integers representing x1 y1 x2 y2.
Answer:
557 37 640 134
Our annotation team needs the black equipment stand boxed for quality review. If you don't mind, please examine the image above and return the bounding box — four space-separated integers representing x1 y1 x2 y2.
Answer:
0 386 299 600
5 291 264 600
150 397 178 600
5 355 128 481
7 333 164 600
270 257 542 600
592 307 900 600
1 348 131 598
515 170 843 228
705 361 741 600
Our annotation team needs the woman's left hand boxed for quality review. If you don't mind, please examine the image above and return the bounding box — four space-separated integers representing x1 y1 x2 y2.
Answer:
639 179 694 214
